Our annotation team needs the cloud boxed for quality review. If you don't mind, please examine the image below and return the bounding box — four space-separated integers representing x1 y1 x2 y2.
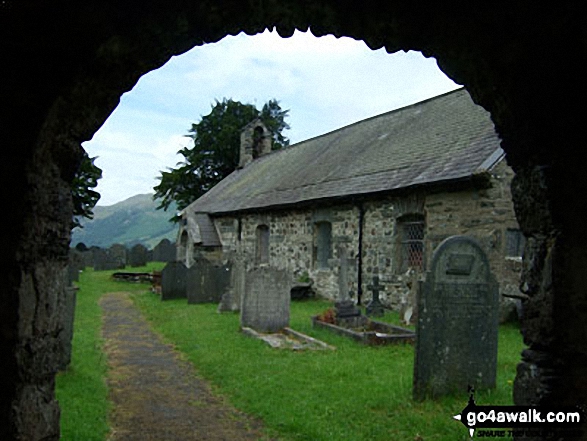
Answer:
85 29 459 206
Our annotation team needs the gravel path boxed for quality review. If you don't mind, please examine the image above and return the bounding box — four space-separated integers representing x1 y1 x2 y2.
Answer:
100 292 269 440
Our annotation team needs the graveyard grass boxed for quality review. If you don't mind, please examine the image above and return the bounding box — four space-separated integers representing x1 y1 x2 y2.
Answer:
55 267 154 440
58 264 524 440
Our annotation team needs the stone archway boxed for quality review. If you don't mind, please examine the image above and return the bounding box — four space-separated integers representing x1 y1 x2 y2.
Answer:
3 2 587 439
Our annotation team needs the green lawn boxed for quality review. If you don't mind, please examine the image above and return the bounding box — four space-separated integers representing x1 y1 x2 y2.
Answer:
55 264 162 440
57 265 525 440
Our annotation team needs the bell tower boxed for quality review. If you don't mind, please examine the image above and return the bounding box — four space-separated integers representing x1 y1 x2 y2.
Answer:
238 119 272 168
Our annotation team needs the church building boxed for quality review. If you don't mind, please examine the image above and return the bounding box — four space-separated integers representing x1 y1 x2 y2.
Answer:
176 88 522 319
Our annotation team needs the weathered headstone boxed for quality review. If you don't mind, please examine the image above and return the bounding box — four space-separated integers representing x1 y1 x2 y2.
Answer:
366 276 385 317
57 286 77 371
413 235 499 400
186 259 231 304
218 255 245 312
161 261 188 300
109 243 127 268
153 239 176 262
93 248 121 271
80 249 94 268
240 267 290 333
128 243 148 267
66 249 84 284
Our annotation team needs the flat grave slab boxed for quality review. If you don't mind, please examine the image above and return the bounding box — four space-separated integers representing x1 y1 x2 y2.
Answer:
312 313 415 345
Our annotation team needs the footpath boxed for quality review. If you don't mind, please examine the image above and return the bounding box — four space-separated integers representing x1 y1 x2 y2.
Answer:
100 292 270 440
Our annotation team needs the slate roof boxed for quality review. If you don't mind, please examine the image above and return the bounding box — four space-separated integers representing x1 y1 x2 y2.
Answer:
186 88 502 216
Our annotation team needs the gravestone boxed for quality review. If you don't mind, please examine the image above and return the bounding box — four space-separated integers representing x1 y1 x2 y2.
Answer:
57 286 77 371
109 243 127 268
366 276 385 317
218 255 245 312
80 249 94 268
66 249 84 285
153 239 176 262
413 235 499 400
240 266 290 333
128 243 148 267
186 259 231 304
93 248 121 271
334 247 360 321
161 261 188 300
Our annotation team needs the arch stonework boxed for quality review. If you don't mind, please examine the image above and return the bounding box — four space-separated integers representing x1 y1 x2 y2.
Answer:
3 2 587 439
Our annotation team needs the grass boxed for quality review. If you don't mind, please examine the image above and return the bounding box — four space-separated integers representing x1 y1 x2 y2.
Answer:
131 291 525 441
55 263 164 440
57 265 525 440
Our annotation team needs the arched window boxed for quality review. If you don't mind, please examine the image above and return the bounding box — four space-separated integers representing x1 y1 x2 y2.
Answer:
256 224 270 264
314 221 332 269
397 214 425 272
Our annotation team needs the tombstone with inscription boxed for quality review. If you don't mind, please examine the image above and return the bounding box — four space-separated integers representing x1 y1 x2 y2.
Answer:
366 276 386 317
161 261 188 300
218 255 245 312
187 259 231 304
153 238 176 262
240 267 290 333
413 236 499 400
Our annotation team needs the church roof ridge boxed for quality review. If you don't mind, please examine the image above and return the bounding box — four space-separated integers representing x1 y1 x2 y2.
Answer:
187 87 502 215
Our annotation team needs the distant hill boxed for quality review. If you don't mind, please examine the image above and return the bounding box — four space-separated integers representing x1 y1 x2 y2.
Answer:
71 194 178 248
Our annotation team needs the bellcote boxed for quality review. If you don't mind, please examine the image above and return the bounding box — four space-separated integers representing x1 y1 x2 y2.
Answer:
238 119 272 168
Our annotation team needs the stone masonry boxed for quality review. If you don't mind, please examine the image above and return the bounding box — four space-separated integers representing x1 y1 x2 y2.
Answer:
210 161 519 320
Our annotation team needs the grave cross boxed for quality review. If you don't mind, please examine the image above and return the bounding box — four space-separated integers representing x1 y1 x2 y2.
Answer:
366 276 385 317
334 247 360 319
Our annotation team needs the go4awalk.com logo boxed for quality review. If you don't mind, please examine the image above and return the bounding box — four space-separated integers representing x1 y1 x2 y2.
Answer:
453 389 585 438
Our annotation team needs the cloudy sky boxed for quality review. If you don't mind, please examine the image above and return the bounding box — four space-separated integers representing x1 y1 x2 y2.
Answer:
83 29 460 207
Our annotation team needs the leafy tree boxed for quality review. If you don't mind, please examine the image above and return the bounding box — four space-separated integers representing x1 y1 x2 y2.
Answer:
154 98 289 215
71 151 102 229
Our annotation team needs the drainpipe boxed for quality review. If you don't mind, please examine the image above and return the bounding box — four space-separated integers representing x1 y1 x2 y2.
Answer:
357 203 365 305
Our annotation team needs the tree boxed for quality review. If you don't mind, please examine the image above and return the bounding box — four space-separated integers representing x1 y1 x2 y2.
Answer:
71 151 102 229
154 98 289 215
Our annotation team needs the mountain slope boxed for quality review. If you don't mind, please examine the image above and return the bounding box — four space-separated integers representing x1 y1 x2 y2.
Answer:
71 194 178 248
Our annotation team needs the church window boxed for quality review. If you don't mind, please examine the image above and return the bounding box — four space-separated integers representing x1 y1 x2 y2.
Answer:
506 228 525 258
398 214 425 272
256 224 270 264
315 221 332 269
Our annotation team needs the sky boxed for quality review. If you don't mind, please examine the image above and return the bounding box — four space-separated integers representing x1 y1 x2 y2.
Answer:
82 29 460 207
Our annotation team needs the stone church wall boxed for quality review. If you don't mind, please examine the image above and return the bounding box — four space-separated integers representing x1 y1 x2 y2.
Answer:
209 160 520 319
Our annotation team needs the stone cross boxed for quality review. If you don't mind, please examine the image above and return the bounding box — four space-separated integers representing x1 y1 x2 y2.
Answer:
366 276 385 317
413 235 499 400
334 247 360 319
337 247 351 302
